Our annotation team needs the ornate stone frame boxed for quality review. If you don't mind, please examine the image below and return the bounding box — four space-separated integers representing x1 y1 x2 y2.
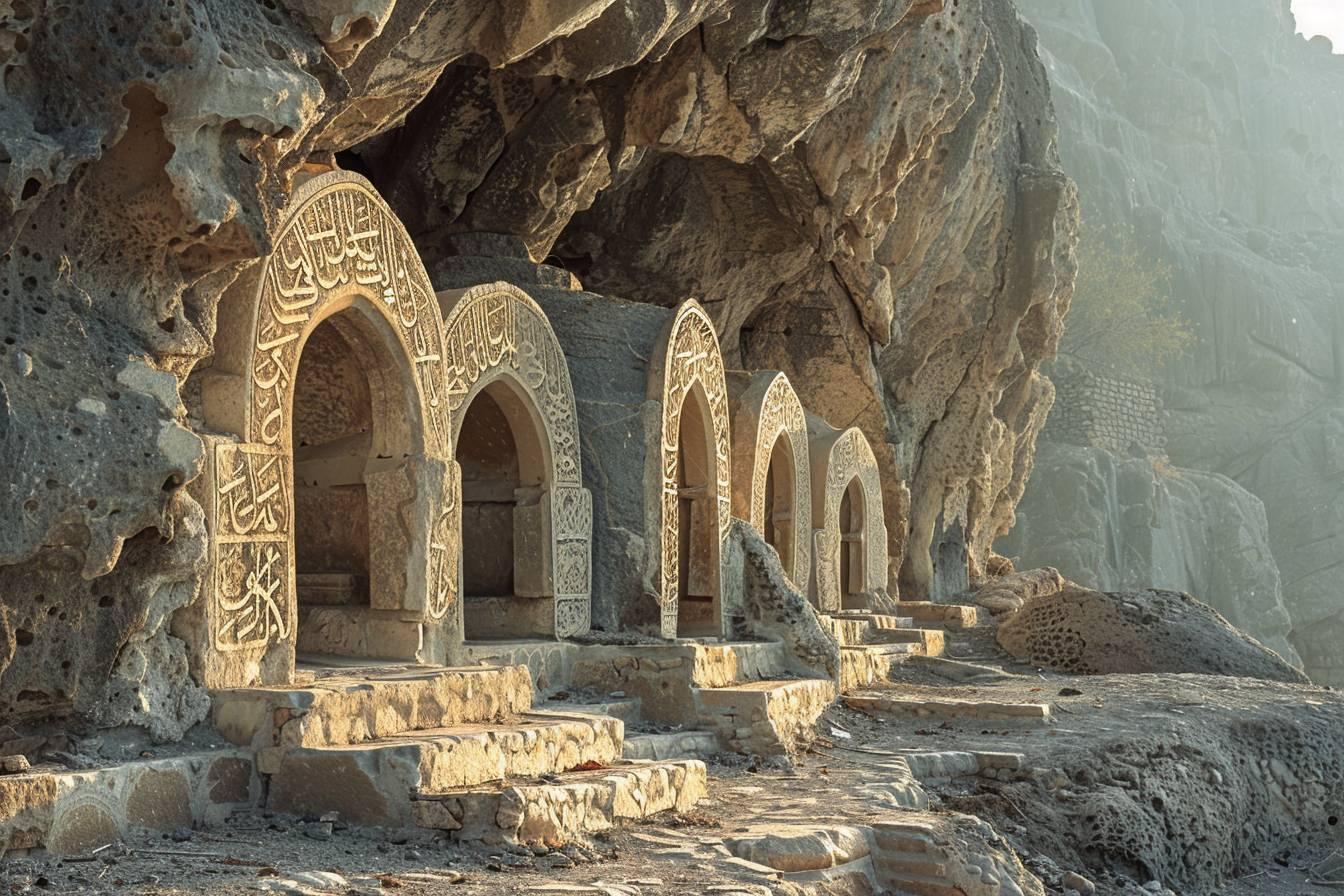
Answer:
808 422 888 614
729 371 812 589
438 282 592 639
196 170 454 685
648 301 732 639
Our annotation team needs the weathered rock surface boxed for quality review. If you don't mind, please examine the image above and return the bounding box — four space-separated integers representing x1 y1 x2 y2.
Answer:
1013 0 1344 684
999 442 1300 666
0 0 1076 734
973 566 1066 616
997 586 1307 683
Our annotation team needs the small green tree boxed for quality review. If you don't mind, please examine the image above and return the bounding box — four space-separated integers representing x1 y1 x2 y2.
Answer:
1059 223 1194 377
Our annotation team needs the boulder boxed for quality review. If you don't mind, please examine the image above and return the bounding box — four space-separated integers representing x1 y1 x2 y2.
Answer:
996 587 1307 683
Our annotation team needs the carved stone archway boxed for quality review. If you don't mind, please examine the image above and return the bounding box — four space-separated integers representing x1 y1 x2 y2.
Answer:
649 301 732 639
189 170 455 687
728 371 812 590
437 282 592 642
808 419 888 614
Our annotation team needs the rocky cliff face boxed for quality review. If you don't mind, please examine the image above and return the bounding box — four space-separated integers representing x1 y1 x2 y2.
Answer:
0 0 1075 737
998 442 1300 665
1011 0 1344 684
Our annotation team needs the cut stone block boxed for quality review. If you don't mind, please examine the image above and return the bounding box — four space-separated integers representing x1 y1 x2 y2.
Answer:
570 642 791 728
622 731 722 761
894 602 980 630
458 641 581 695
412 760 707 845
839 644 916 692
696 678 836 755
267 713 622 826
211 663 533 749
877 628 946 656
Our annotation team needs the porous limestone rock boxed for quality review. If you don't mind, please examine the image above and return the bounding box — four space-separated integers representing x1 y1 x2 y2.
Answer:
997 587 1307 683
973 566 1065 616
727 520 839 682
0 0 1077 735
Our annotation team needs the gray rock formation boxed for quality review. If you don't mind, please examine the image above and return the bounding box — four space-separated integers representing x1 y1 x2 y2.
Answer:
998 442 1300 666
997 586 1307 684
1012 0 1344 683
0 0 1076 736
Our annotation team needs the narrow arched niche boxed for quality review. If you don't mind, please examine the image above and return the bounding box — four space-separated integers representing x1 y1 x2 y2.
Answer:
763 431 797 575
838 476 866 610
675 381 722 638
456 377 555 641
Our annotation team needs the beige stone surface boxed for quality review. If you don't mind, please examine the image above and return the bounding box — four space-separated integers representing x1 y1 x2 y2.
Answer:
696 678 836 756
414 759 707 845
268 713 624 825
211 663 533 749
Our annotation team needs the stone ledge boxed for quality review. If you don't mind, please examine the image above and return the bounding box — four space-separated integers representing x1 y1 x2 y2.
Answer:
267 713 623 825
412 760 707 845
211 663 534 750
0 750 258 856
696 678 836 755
621 730 721 761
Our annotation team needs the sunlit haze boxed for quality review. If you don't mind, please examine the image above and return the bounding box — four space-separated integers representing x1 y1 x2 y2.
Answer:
1294 0 1344 48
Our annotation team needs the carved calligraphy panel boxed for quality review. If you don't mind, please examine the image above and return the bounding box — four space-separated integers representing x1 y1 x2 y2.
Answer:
441 284 592 636
211 443 292 652
656 302 732 639
748 374 812 590
815 427 888 611
249 175 448 456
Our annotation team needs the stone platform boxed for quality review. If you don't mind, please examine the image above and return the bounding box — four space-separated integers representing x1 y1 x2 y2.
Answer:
0 748 258 856
571 641 835 755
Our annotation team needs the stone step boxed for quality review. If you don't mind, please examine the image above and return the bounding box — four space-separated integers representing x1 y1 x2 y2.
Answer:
621 730 721 761
875 628 946 656
411 760 707 845
0 749 259 856
266 712 623 826
839 644 916 692
570 641 791 728
843 694 1051 724
212 663 533 750
819 615 870 646
537 696 644 724
695 678 836 756
894 601 979 630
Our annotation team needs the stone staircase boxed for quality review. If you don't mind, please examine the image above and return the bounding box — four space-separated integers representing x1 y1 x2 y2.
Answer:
568 641 836 757
211 662 706 845
821 610 959 692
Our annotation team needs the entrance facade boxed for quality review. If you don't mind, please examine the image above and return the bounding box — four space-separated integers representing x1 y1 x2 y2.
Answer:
438 282 593 643
650 302 732 639
728 371 812 590
807 422 888 613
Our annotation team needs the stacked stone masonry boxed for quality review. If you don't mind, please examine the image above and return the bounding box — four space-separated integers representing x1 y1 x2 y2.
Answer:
1046 363 1167 455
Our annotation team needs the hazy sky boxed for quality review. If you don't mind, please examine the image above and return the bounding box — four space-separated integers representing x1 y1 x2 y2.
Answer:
1294 0 1344 46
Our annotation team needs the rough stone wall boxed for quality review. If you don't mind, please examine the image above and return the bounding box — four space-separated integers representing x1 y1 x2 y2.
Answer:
1044 361 1166 456
0 0 1076 736
1013 0 1344 684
